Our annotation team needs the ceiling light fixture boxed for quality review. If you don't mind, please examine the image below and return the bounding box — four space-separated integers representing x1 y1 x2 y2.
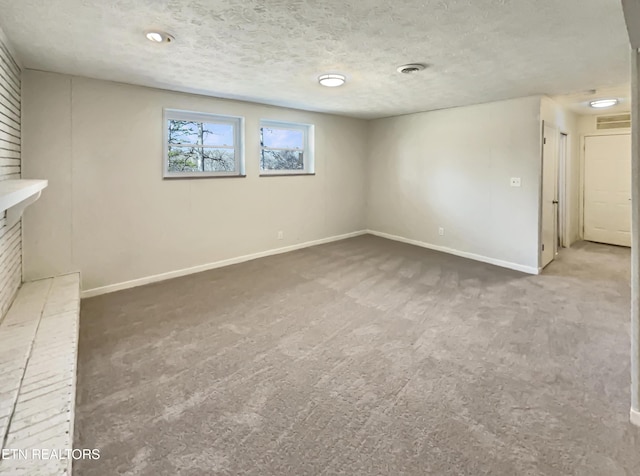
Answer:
589 99 618 108
318 74 346 87
145 31 174 43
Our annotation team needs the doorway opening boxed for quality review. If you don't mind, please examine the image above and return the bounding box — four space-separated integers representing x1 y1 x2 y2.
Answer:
541 124 571 270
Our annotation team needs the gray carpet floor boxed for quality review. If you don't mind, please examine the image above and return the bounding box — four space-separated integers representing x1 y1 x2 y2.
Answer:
74 235 640 475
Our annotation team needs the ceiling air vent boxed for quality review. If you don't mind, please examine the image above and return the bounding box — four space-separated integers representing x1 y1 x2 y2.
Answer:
596 113 631 130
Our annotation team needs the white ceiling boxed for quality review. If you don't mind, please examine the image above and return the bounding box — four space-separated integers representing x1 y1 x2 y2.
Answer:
552 84 631 116
622 0 640 48
0 0 632 119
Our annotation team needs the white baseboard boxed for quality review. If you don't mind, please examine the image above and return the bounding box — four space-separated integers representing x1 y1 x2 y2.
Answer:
366 229 539 275
81 230 367 298
81 228 538 298
631 408 640 427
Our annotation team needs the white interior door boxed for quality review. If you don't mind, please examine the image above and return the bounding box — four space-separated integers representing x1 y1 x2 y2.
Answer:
558 133 568 248
541 124 558 268
584 134 631 247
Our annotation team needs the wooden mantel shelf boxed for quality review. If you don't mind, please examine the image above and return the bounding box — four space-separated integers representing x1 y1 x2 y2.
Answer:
0 180 48 227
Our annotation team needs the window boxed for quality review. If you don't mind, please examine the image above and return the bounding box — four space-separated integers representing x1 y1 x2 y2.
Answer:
164 109 244 178
260 120 314 175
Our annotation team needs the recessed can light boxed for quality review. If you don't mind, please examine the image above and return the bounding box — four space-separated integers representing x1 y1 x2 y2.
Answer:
318 74 346 87
145 31 174 43
589 99 618 108
396 63 426 74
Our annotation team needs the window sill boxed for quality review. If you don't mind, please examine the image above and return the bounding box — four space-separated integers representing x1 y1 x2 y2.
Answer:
163 174 247 180
259 173 316 177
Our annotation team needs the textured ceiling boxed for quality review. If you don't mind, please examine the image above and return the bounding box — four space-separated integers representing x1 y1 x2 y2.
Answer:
552 84 631 116
0 0 632 119
621 0 640 48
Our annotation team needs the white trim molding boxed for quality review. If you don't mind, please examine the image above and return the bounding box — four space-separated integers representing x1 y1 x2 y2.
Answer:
163 108 245 179
631 408 640 427
259 119 315 175
82 230 367 298
367 229 540 275
82 228 541 298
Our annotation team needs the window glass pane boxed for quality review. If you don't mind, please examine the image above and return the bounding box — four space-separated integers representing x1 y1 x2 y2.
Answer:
202 123 235 147
261 149 304 171
168 120 200 144
168 146 200 172
202 148 235 172
168 120 235 147
262 127 304 149
168 146 235 172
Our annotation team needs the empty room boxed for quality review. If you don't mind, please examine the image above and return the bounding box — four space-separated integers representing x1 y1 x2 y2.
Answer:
0 0 640 474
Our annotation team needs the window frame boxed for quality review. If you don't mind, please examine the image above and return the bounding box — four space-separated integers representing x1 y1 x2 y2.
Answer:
259 120 315 176
163 109 245 179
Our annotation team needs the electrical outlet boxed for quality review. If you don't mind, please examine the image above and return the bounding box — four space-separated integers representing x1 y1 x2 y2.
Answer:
277 231 284 240
438 227 444 236
510 177 521 187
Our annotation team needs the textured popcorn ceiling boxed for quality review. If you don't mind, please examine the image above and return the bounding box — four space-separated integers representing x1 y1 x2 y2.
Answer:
621 0 640 48
0 0 631 119
553 84 631 116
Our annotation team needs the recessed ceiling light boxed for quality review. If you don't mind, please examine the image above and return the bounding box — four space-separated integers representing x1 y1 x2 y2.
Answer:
145 31 174 43
318 74 346 87
396 63 426 74
589 99 618 108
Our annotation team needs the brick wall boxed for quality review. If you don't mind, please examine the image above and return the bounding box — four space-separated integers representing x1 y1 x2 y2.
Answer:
0 33 22 319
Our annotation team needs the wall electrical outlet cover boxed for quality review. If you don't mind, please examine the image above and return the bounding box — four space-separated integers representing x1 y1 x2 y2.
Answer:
277 231 284 240
438 227 444 236
510 177 521 187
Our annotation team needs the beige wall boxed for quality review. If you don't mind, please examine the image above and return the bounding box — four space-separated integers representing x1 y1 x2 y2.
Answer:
540 96 581 245
22 72 578 291
22 71 368 292
366 96 543 272
0 29 22 319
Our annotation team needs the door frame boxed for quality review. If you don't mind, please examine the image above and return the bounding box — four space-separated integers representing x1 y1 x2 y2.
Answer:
580 130 632 240
558 132 569 249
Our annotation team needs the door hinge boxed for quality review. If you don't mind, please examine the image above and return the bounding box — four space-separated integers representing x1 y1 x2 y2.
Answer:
544 138 547 144
542 244 545 251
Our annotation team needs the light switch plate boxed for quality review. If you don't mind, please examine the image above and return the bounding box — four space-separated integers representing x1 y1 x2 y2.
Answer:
510 177 521 187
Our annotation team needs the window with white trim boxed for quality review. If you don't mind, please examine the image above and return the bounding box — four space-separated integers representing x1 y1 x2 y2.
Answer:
260 120 314 175
164 109 244 178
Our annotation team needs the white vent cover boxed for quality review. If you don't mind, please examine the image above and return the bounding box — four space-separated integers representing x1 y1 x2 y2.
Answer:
596 113 631 130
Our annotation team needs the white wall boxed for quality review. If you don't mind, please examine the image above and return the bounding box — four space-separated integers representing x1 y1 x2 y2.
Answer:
577 113 632 135
0 29 23 319
22 72 582 291
540 96 581 245
630 41 640 426
577 114 601 136
366 96 543 272
22 71 368 292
